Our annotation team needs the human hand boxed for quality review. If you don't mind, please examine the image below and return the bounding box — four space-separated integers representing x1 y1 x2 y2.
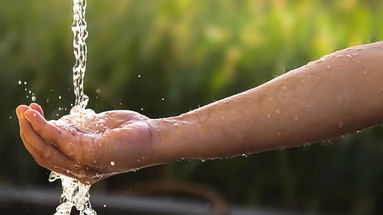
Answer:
16 103 161 184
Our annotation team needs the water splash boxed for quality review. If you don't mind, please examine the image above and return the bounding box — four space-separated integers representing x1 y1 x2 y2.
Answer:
50 172 96 215
50 0 95 214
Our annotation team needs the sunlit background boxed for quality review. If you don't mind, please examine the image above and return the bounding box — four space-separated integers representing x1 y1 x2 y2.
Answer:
1 0 383 214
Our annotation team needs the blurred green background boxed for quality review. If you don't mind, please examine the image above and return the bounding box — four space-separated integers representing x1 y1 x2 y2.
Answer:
1 0 383 214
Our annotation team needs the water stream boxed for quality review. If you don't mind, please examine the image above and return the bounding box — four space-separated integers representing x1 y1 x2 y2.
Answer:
48 0 96 214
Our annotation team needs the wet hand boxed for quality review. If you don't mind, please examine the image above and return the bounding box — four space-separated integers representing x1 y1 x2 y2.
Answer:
16 104 157 184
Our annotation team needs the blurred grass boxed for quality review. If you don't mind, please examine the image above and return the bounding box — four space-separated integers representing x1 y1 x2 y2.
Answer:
1 0 383 214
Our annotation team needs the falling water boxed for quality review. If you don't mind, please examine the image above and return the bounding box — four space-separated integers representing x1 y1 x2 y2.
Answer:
49 0 96 214
72 0 89 109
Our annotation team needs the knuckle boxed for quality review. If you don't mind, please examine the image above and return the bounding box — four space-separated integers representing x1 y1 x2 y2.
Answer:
47 139 57 147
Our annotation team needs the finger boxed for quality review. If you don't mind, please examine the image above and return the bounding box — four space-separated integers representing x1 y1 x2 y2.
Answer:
23 109 94 164
17 107 50 169
17 106 64 173
19 109 79 174
16 105 31 135
20 139 87 184
23 109 69 146
29 103 44 117
16 105 29 121
21 131 99 185
21 132 60 172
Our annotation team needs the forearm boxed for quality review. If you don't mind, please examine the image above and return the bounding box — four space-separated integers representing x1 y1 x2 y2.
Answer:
153 42 383 162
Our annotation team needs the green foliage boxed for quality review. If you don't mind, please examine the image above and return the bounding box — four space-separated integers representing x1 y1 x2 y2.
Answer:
1 0 383 213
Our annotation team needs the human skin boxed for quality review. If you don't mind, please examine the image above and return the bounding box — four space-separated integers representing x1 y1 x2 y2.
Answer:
16 42 383 184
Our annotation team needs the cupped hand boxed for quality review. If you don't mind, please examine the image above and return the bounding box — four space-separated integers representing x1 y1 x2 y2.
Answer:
16 103 159 185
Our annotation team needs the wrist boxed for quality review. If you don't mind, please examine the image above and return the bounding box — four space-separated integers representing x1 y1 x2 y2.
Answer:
148 117 181 164
149 114 196 164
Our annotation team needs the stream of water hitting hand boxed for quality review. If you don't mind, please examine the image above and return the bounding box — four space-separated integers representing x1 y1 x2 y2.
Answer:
49 0 95 214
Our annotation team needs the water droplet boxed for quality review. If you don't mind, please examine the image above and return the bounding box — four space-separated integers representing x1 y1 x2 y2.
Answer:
24 88 27 91
275 109 281 114
28 90 32 94
18 80 22 85
140 108 144 111
96 88 101 94
110 161 115 166
58 96 62 100
161 98 165 101
137 75 141 78
103 204 107 208
33 113 36 117
201 160 206 162
338 122 344 128
242 154 248 157
9 116 12 119
31 96 37 102
24 81 27 85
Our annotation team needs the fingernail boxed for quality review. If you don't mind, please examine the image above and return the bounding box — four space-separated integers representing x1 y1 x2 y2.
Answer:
16 105 27 117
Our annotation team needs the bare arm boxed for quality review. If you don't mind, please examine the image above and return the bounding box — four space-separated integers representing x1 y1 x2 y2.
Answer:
153 42 383 161
16 42 383 184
